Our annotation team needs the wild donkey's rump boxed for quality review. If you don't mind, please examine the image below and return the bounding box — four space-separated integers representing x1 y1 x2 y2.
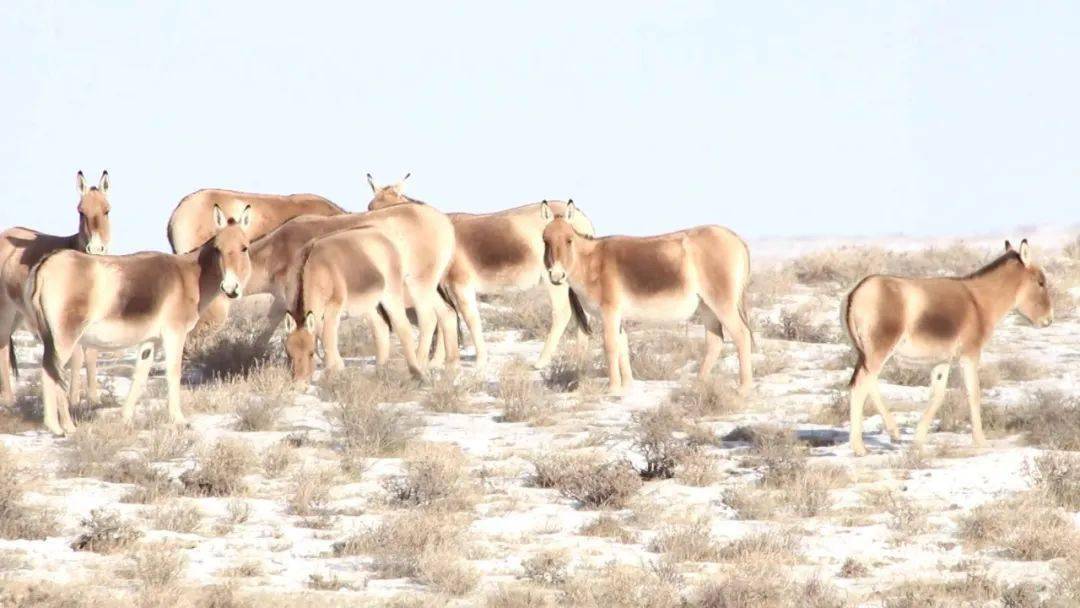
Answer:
843 239 1053 456
282 226 424 383
30 206 253 435
540 202 753 395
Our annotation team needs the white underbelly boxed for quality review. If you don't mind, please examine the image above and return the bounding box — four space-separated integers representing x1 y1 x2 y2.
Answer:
80 319 159 351
621 292 700 322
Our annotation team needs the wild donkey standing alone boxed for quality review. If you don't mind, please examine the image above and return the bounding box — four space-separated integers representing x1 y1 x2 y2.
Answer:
843 239 1053 456
30 206 253 435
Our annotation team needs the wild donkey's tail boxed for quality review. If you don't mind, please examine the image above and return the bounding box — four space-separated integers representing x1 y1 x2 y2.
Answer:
436 283 464 345
736 239 756 351
8 337 17 380
842 278 871 387
568 289 592 336
29 253 69 393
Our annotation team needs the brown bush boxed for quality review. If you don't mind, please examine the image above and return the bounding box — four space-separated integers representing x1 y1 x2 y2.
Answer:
1032 452 1080 509
649 517 719 562
579 514 636 543
958 492 1078 560
497 359 546 423
71 508 141 553
382 443 476 511
560 563 681 608
761 305 838 344
332 510 470 583
521 549 569 585
530 452 641 509
0 445 58 540
670 379 741 417
181 439 256 497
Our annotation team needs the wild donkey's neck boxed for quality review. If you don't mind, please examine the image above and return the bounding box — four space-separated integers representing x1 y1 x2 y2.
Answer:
179 246 227 315
961 261 1023 328
566 236 601 292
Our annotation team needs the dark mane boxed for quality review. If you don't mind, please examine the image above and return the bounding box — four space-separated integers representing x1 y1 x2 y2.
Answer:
963 250 1022 279
292 243 316 319
404 195 428 206
554 214 595 240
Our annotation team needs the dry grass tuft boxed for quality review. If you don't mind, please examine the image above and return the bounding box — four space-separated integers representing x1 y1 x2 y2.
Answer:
181 439 256 497
497 359 546 423
626 330 700 381
483 287 551 341
0 445 58 540
152 502 202 533
530 452 641 509
233 396 286 432
579 514 636 543
423 370 479 413
879 574 1007 608
722 485 779 520
958 492 1078 560
261 440 296 478
486 583 556 608
561 563 681 608
71 508 142 553
670 379 742 417
694 573 844 608
318 366 417 406
324 370 419 466
142 426 196 461
184 313 278 381
383 443 476 511
114 457 175 504
839 557 870 578
126 540 187 589
61 419 137 477
716 530 801 564
288 467 337 516
761 304 838 344
521 549 570 586
649 516 719 562
1031 452 1080 510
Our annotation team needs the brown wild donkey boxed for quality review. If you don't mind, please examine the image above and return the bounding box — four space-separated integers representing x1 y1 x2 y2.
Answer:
843 239 1053 456
166 188 345 332
366 173 595 368
540 202 754 395
31 206 253 435
282 226 424 383
0 170 111 407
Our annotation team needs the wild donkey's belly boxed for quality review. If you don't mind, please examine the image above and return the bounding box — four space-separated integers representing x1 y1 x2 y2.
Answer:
80 318 160 351
621 289 700 322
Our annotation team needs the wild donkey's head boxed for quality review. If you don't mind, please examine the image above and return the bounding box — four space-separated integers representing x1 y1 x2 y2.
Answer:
76 170 111 255
1006 239 1053 328
366 172 412 210
540 200 581 286
211 205 253 300
283 312 318 384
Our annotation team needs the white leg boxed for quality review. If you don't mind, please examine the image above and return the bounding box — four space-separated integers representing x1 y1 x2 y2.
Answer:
368 310 391 367
322 305 345 372
454 284 487 368
869 379 900 442
536 280 574 368
122 341 155 425
960 357 986 448
914 363 951 445
162 332 187 426
602 309 624 395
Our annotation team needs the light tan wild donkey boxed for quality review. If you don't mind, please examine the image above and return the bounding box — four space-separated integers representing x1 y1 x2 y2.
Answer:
366 173 595 368
242 202 458 368
30 206 253 435
540 202 754 395
282 226 424 384
843 239 1053 456
166 188 345 332
0 170 111 407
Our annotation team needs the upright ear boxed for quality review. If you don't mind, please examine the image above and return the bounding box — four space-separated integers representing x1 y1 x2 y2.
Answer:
76 170 87 195
1019 239 1031 266
304 310 317 333
540 200 553 221
213 204 228 229
565 199 576 221
238 204 253 230
1004 240 1014 252
367 173 378 193
98 170 110 193
283 314 297 333
401 172 411 182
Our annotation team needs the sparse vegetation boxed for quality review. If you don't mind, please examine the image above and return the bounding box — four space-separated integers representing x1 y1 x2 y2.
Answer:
649 516 719 562
497 359 546 423
152 502 202 533
561 563 680 608
423 370 479 413
761 304 838 344
958 492 1078 560
670 378 741 417
61 419 137 477
383 443 476 511
520 549 569 585
288 467 337 516
0 445 58 540
1031 452 1080 509
71 508 141 553
332 509 470 585
580 514 636 543
126 541 187 589
530 452 641 509
181 439 256 497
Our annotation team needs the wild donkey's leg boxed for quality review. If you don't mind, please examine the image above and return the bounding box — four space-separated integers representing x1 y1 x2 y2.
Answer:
41 339 78 437
67 347 84 406
536 280 574 369
914 363 951 445
412 295 439 369
322 304 345 372
698 309 724 380
383 297 425 379
255 298 288 348
960 357 986 448
617 327 633 391
704 296 754 394
162 331 187 426
84 348 100 405
435 297 459 366
452 283 487 368
848 365 874 456
0 308 19 406
122 341 155 425
368 310 391 367
601 309 624 395
868 379 900 442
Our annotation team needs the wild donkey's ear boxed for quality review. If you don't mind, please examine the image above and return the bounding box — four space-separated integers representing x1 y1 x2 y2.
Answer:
77 171 87 195
238 204 253 230
213 205 228 229
367 173 378 193
304 311 317 333
540 200 553 221
1019 239 1031 266
283 314 297 333
1004 240 1014 252
565 199 576 220
98 171 110 193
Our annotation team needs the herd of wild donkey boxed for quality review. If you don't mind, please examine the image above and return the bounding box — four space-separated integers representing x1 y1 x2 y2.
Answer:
0 171 1055 456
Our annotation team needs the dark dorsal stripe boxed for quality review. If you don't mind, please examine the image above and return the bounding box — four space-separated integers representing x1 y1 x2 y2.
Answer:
963 250 1022 279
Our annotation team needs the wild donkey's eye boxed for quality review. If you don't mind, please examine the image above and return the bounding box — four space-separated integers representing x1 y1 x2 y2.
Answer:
241 247 249 253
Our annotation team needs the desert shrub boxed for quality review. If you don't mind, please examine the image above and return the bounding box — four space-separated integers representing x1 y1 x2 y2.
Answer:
521 550 569 586
288 467 337 516
716 530 801 564
113 457 175 504
761 305 837 344
233 396 285 432
879 574 1006 608
331 399 417 463
810 392 849 426
994 356 1043 382
694 573 844 608
649 517 719 562
142 427 196 461
71 508 141 553
332 510 469 583
579 514 636 543
1032 452 1080 509
671 379 741 417
383 443 476 511
497 359 546 423
423 370 479 413
486 584 556 608
749 266 796 307
152 502 202 533
722 485 779 520
317 366 417 406
530 452 641 509
839 557 870 578
61 419 137 477
181 439 256 497
126 541 187 588
416 550 479 595
261 441 296 478
958 492 1078 560
184 312 278 381
633 405 692 480
542 352 604 393
195 584 251 608
0 445 58 540
561 563 680 608
791 244 987 287
861 488 929 537
1013 390 1080 450
677 450 720 486
484 287 551 340
627 331 699 381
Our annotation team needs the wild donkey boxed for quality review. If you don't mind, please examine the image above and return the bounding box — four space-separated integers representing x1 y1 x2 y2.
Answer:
843 240 1053 456
540 202 754 395
366 173 595 368
0 171 111 406
282 226 424 383
31 206 253 435
166 188 345 332
242 202 458 368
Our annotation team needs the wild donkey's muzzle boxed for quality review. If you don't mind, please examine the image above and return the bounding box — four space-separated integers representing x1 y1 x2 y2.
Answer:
85 234 107 255
220 270 243 300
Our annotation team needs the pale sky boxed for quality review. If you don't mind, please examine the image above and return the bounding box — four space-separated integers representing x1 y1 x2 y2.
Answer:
2 1 1077 253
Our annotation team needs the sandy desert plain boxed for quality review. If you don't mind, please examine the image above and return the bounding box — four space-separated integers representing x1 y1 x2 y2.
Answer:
1 226 1079 608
